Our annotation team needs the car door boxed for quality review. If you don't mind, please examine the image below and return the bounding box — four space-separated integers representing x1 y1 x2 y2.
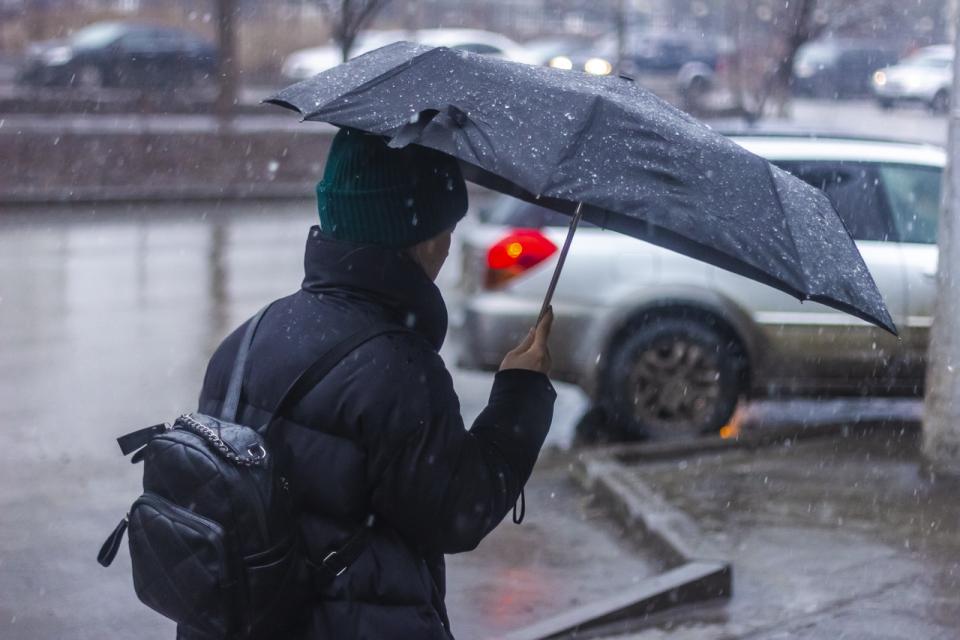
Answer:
760 160 907 391
875 162 943 391
452 43 506 59
149 29 188 86
115 29 160 86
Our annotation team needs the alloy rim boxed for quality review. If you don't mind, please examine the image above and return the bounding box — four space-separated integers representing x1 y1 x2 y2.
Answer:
628 337 722 432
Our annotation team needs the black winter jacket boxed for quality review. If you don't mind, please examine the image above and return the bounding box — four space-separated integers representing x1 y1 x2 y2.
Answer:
198 227 556 639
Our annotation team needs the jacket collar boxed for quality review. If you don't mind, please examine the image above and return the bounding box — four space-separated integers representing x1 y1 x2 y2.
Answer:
300 226 448 351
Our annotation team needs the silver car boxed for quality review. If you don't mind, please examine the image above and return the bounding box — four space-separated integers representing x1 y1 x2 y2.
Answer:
872 45 953 112
458 135 944 440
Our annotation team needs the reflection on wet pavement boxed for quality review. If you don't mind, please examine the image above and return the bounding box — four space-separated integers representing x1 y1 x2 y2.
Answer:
446 463 660 638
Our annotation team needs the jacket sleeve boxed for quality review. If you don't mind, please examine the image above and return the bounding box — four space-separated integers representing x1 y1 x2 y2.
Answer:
360 346 556 554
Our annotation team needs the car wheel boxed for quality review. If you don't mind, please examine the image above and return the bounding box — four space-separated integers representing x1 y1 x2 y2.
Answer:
606 316 746 441
74 65 103 89
930 90 950 114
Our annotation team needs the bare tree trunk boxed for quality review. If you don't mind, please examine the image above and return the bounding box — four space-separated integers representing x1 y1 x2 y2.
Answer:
614 0 626 73
759 0 818 118
922 0 960 477
214 0 238 125
404 0 419 35
339 33 354 63
329 0 390 63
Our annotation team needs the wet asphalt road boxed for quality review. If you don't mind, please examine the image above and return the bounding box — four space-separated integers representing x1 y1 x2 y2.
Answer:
710 97 947 146
0 200 663 640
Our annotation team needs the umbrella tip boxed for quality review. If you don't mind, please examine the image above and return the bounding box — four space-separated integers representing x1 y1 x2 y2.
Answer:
619 73 635 82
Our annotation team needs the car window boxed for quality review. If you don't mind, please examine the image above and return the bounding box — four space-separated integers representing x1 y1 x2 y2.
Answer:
487 200 553 226
795 44 835 69
118 30 162 52
454 43 503 55
907 54 953 69
71 23 124 49
775 161 895 242
839 49 895 69
486 197 595 228
878 164 942 244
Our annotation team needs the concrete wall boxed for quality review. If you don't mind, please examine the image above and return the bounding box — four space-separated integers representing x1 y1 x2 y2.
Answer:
0 117 336 203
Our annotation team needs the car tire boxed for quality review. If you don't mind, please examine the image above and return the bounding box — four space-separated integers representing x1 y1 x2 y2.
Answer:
605 315 746 441
930 90 950 114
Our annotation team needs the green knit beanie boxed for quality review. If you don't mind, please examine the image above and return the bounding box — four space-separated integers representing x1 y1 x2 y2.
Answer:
316 128 468 248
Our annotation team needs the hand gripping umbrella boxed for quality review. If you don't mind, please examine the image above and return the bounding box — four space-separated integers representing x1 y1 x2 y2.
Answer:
267 42 896 334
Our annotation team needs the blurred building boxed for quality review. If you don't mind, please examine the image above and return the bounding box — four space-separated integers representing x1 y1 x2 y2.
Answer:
6 0 949 54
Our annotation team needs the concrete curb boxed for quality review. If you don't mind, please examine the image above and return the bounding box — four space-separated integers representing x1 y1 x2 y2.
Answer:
600 417 919 466
500 561 730 640
520 419 922 638
0 119 335 204
500 443 736 639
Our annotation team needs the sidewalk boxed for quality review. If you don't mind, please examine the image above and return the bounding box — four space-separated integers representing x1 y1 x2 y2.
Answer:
586 425 960 639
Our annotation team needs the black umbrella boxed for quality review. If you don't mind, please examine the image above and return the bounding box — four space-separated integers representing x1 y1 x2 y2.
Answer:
267 42 896 334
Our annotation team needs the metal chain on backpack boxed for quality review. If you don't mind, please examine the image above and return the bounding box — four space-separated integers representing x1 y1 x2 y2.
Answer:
175 414 268 467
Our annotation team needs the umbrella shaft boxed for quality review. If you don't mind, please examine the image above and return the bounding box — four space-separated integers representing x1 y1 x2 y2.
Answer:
538 202 584 324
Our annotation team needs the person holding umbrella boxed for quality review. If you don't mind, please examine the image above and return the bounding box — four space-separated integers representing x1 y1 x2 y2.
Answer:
197 127 556 639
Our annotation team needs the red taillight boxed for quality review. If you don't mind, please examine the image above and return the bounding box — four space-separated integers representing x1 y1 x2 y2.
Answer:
485 229 557 289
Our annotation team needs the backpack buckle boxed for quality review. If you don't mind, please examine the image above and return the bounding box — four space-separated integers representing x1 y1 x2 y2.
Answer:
246 444 267 461
322 551 348 577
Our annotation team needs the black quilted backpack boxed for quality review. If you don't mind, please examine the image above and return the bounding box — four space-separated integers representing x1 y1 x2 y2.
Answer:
97 306 402 639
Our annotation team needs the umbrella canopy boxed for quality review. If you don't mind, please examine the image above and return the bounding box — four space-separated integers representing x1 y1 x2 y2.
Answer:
267 41 896 334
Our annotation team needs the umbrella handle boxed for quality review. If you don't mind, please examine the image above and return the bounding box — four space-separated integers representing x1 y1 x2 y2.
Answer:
538 201 584 324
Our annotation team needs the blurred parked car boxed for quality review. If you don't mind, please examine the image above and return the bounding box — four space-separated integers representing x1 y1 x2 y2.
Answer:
675 38 734 101
459 135 943 440
545 40 617 76
523 35 595 66
872 45 953 112
622 32 720 76
793 40 900 98
546 33 724 80
282 28 535 81
17 21 216 89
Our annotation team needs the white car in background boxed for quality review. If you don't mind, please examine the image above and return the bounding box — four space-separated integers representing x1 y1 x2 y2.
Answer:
282 28 535 81
872 45 953 112
458 135 944 441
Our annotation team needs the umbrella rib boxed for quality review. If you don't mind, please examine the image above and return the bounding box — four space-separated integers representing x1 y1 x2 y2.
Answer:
539 95 604 196
762 162 809 295
304 46 444 121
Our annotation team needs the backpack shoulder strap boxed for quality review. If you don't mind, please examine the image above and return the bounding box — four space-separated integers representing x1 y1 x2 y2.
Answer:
115 304 274 456
221 303 273 423
261 323 412 435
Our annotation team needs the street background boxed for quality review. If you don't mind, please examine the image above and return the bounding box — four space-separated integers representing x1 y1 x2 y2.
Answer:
2 0 959 638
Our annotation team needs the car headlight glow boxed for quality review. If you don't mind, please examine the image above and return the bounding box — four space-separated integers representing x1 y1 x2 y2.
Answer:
873 71 887 86
794 63 814 79
549 56 573 70
584 57 612 75
44 46 73 66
